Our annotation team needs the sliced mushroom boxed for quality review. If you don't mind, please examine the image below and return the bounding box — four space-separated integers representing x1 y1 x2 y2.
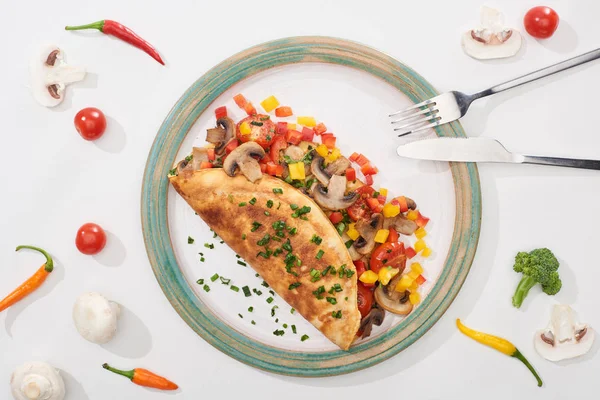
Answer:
284 145 305 161
342 233 362 261
462 6 523 60
206 117 235 155
383 272 406 302
223 142 265 183
404 197 417 210
310 156 332 185
325 156 351 176
359 307 385 339
384 213 418 235
190 147 209 169
176 156 193 174
312 175 358 211
30 45 86 107
354 214 383 255
375 283 413 315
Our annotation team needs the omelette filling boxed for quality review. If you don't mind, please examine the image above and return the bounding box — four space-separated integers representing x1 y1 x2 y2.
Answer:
170 94 433 339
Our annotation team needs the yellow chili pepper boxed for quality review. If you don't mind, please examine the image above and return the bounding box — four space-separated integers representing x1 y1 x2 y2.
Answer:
456 319 543 387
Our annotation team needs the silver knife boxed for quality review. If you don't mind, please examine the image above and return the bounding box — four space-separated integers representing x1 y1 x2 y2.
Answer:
396 137 600 170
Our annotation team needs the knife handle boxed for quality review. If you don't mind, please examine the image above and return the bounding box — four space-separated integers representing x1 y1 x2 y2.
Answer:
523 155 600 170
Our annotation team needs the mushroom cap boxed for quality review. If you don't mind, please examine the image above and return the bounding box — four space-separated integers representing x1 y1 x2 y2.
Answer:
222 141 265 182
72 292 120 344
374 285 413 315
462 6 522 60
312 175 359 211
10 362 65 400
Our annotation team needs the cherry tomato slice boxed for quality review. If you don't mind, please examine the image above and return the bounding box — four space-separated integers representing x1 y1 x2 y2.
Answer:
524 6 559 39
357 282 374 318
236 115 276 149
387 227 399 243
347 185 376 222
75 223 107 255
74 107 107 141
370 242 406 274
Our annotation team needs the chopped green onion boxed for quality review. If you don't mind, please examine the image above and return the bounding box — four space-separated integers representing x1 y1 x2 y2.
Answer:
230 285 240 292
275 230 285 238
316 249 324 260
332 283 343 292
373 191 380 198
188 236 195 244
264 211 271 216
257 251 270 259
249 197 257 205
273 248 283 256
260 115 271 121
266 297 274 304
290 204 299 210
210 273 219 282
275 318 279 323
345 297 349 301
238 313 243 318
301 334 309 341
272 220 285 230
257 234 271 246
204 243 214 249
250 121 263 126
219 277 230 285
288 282 301 290
311 235 323 245
252 289 263 296
345 240 354 249
291 325 297 334
273 188 283 194
336 222 346 236
196 279 204 285
322 266 332 276
283 323 288 328
326 297 338 305
282 239 292 252
251 320 256 325
271 305 278 316
248 306 254 312
242 234 247 240
310 269 321 283
332 310 342 319
290 308 296 314
238 202 247 207
287 227 297 235
169 168 178 176
200 257 205 262
203 285 210 292
346 269 355 278
237 260 247 266
273 329 285 336
312 285 325 299
251 221 262 232
242 286 251 297
262 281 270 288
277 202 281 209
266 200 274 208
269 290 275 296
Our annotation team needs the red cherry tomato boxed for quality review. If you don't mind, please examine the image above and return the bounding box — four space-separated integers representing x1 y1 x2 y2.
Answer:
357 282 374 318
74 107 107 141
269 135 288 162
370 242 406 274
235 115 276 149
524 6 559 39
347 185 375 222
76 223 107 255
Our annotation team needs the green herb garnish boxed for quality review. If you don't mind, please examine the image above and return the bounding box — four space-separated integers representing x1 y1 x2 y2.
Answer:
266 297 274 304
273 188 283 194
203 285 210 292
242 286 252 297
196 279 204 285
271 305 278 317
266 200 274 208
264 211 271 216
188 236 195 244
204 243 214 249
311 235 322 245
273 329 285 336
230 285 240 292
238 202 247 207
288 282 301 290
326 297 338 305
249 197 257 205
251 221 262 232
250 121 263 126
316 249 324 260
312 285 325 299
248 306 254 312
210 273 219 282
301 334 309 341
345 240 354 249
219 277 230 285
332 310 342 319
291 325 297 334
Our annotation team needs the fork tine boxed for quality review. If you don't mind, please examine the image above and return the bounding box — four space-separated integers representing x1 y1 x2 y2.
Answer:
396 119 442 137
389 99 435 117
392 114 440 132
391 107 438 125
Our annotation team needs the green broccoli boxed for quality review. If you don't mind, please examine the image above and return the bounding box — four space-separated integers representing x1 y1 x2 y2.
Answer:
512 248 562 308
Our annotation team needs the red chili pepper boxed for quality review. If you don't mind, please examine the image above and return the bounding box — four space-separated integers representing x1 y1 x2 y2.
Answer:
65 20 164 65
102 363 178 391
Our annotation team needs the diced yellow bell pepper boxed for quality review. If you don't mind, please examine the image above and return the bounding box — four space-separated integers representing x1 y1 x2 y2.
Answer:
359 270 379 285
411 262 424 275
406 210 419 221
288 162 306 180
260 95 280 113
287 123 297 130
395 274 413 292
326 148 341 162
378 267 400 285
374 229 390 243
382 203 400 218
409 291 421 305
415 227 427 239
379 188 388 197
239 122 251 135
409 281 419 292
316 144 329 157
421 247 432 258
407 269 421 280
346 224 360 241
414 239 426 252
297 116 316 127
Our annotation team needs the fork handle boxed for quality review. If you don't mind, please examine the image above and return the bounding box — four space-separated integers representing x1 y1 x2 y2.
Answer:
523 155 600 170
473 47 600 98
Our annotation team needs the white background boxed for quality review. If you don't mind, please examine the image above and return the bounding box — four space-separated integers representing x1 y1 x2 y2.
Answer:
1 0 599 399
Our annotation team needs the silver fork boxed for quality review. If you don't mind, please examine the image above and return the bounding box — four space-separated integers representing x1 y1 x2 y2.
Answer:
390 47 600 137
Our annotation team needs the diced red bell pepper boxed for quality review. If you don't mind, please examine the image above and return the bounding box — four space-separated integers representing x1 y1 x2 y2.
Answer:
233 94 247 108
206 148 215 161
269 135 288 162
416 275 427 285
405 246 417 259
329 212 343 224
387 227 399 243
260 163 267 173
377 195 386 204
314 123 327 135
321 133 336 149
199 161 213 169
365 174 374 186
244 102 257 116
415 212 430 228
266 162 284 176
275 106 293 117
396 196 409 212
301 126 314 142
355 154 370 167
261 153 272 164
345 168 356 182
349 152 360 162
361 163 378 175
214 106 227 119
286 130 303 145
225 139 239 154
354 260 374 287
366 197 383 213
276 121 288 135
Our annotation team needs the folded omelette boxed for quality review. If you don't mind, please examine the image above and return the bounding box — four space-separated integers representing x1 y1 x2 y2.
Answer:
170 168 361 350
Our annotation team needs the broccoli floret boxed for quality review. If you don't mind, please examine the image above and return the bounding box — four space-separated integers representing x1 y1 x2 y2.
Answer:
512 248 561 308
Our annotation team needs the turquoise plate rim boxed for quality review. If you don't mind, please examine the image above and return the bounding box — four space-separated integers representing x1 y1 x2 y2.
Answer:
141 36 482 377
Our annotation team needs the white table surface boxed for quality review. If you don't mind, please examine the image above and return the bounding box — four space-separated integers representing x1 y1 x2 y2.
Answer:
2 0 599 398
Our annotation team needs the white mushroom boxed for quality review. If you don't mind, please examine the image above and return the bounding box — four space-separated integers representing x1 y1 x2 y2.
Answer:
73 292 121 344
29 45 86 107
10 362 65 400
534 304 595 362
462 6 523 60
222 142 265 183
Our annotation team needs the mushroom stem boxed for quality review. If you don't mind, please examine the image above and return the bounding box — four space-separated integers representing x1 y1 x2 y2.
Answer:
47 65 86 84
102 363 134 381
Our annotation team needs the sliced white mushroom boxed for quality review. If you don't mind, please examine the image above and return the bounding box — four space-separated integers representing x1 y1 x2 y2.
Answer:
534 304 595 362
73 292 121 344
10 362 65 400
222 142 265 183
29 45 86 107
462 6 522 60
